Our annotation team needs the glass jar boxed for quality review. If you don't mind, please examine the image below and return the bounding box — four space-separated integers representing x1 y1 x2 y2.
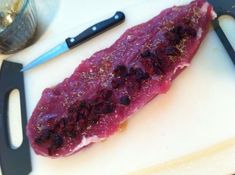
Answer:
0 0 37 54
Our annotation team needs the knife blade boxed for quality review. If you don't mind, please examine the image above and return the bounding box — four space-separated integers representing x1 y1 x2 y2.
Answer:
207 0 235 65
21 11 125 72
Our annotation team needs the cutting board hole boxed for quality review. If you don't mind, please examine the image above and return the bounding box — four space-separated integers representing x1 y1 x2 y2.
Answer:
7 89 23 149
219 15 235 51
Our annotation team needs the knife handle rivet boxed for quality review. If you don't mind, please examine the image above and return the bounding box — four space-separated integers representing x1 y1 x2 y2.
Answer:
114 15 119 20
92 26 97 31
70 38 75 43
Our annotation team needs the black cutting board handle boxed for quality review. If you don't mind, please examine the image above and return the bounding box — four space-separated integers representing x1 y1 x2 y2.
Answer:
212 19 235 65
0 61 32 175
208 0 235 65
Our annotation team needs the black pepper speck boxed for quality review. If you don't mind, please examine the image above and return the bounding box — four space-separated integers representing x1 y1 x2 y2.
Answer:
119 96 131 106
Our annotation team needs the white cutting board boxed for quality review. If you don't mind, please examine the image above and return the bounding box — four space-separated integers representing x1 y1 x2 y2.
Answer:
1 0 235 175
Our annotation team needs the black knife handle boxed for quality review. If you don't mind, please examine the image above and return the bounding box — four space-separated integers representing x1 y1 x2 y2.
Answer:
212 18 235 65
65 11 125 49
0 61 32 175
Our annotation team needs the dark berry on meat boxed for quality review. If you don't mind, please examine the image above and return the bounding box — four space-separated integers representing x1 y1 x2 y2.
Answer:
165 31 181 45
152 61 164 75
51 134 63 149
135 68 150 81
171 24 197 39
119 96 131 106
102 102 116 114
185 27 197 37
35 137 44 145
99 89 113 100
90 97 104 106
113 65 128 78
35 129 52 144
165 46 180 56
134 68 145 80
143 72 150 80
141 49 152 58
92 100 116 115
129 67 136 75
79 100 88 109
92 102 104 115
111 78 125 89
78 100 91 117
129 67 150 81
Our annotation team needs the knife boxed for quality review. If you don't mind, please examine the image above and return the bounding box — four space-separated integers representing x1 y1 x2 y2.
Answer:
21 11 125 72
0 61 32 175
207 0 235 65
